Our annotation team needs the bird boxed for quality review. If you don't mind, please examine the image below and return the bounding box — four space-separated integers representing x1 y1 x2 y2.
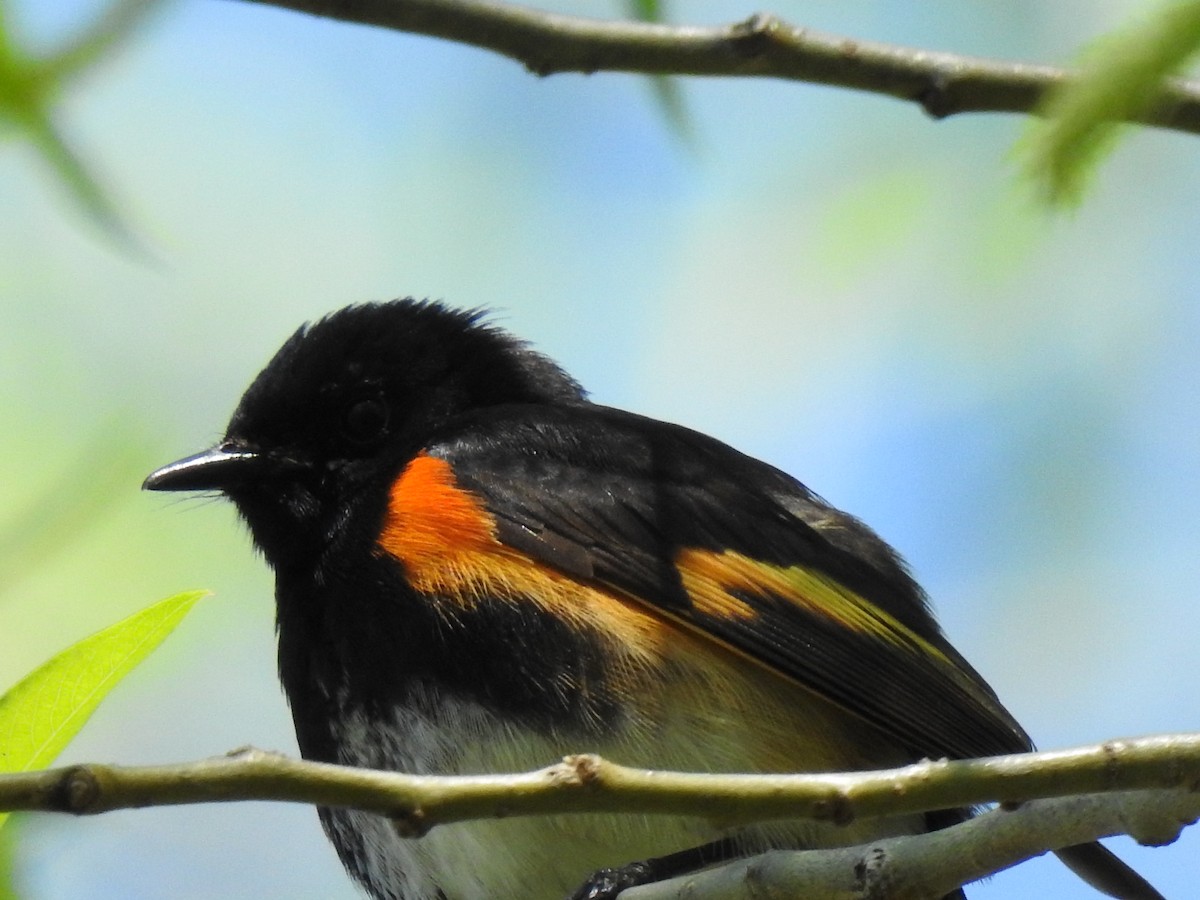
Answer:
144 299 1163 900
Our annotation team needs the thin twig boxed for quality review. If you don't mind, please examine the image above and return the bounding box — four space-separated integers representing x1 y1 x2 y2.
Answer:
235 0 1200 134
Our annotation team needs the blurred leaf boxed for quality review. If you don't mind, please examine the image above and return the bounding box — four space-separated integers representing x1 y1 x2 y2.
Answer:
813 167 931 287
0 0 164 244
0 818 15 899
17 104 131 239
625 0 694 146
964 183 1046 286
626 0 663 20
646 73 692 145
38 0 162 85
0 424 151 599
0 590 206 827
1025 0 1200 205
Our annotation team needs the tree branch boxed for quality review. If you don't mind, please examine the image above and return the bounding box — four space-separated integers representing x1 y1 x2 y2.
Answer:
236 0 1200 135
624 790 1197 900
2 734 1199 842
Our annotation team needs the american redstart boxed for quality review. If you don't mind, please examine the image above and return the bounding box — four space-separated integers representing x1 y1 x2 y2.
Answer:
144 299 1162 900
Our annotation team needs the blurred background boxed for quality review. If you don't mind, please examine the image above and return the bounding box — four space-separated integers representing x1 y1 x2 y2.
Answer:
1 0 1196 897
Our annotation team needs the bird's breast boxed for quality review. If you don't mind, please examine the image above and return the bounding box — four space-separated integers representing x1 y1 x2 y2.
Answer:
308 627 925 900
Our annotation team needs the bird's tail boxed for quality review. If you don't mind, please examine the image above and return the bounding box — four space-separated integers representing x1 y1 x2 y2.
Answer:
1056 842 1164 900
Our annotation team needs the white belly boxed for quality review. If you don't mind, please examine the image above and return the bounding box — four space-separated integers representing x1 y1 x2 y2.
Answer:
324 676 924 900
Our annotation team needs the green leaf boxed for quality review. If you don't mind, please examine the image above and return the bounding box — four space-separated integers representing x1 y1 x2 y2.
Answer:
0 590 207 827
0 0 164 246
37 0 164 87
625 0 694 146
645 73 692 146
626 0 664 24
23 109 134 243
0 817 16 899
1025 0 1200 205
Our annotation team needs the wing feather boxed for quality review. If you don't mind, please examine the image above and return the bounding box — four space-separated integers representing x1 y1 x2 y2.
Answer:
434 403 1030 761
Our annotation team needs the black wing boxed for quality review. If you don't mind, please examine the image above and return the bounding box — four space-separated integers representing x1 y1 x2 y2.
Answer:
433 402 1031 762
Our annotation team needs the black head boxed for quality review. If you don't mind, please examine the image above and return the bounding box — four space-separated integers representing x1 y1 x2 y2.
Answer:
143 299 585 568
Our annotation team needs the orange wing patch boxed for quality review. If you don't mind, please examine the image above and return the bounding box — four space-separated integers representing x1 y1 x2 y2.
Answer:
376 453 670 660
675 547 950 664
674 549 760 621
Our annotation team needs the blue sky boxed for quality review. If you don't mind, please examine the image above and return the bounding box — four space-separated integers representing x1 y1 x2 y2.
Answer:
2 1 1197 898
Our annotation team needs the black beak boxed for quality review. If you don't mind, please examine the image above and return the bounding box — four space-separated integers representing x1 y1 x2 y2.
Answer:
143 442 276 493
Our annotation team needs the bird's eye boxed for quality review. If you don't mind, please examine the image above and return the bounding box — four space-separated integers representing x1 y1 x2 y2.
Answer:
342 397 389 444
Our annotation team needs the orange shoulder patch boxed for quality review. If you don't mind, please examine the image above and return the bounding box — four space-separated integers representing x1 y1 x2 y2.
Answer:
377 453 500 580
376 453 673 667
